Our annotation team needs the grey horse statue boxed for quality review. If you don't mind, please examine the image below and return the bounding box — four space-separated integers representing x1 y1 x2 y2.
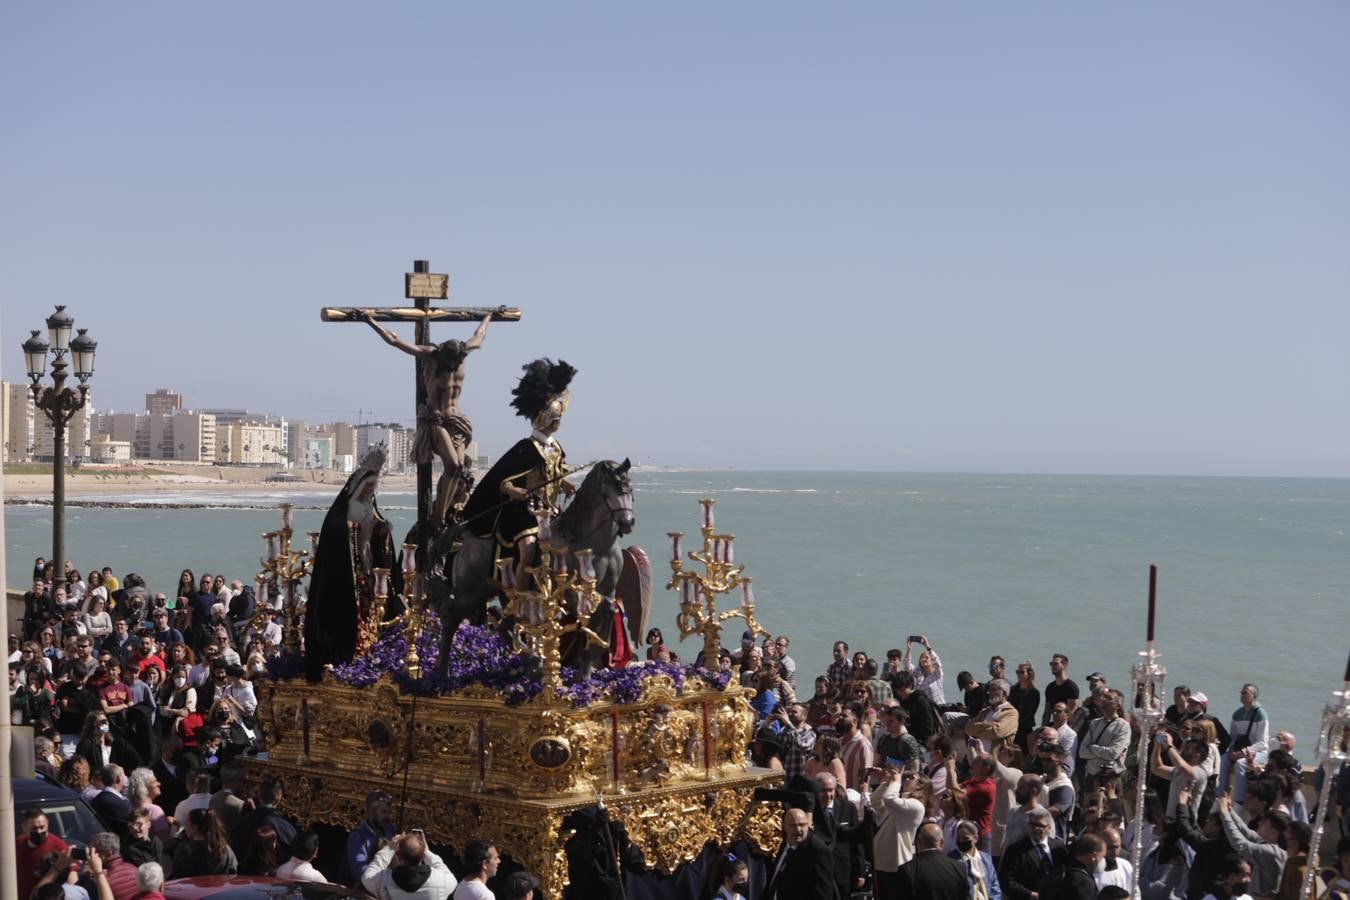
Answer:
436 458 637 677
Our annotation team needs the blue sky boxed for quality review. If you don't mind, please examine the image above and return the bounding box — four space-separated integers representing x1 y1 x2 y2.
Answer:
3 4 1347 475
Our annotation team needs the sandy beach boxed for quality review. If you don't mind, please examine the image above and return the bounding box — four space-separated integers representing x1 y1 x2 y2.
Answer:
3 464 417 500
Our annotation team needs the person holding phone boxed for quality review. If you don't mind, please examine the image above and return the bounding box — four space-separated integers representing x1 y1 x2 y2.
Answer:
362 829 458 899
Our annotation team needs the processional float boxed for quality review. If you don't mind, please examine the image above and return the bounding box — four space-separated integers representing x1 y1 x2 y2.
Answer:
240 261 782 898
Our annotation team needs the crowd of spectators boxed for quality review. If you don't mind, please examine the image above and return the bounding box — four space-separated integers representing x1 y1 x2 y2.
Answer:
13 555 1348 900
13 557 542 900
728 633 1348 900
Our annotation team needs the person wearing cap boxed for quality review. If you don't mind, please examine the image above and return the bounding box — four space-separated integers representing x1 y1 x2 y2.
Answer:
346 790 395 886
732 630 756 668
499 870 539 900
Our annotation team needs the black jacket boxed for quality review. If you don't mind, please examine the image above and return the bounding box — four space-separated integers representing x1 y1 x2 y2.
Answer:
812 794 865 891
1000 836 1068 900
894 848 971 900
1036 859 1098 900
764 832 840 900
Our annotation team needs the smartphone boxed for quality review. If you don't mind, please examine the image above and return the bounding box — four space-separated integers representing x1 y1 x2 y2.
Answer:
70 847 88 862
908 636 923 644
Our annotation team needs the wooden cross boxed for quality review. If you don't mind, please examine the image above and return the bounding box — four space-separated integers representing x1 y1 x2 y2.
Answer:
321 260 522 550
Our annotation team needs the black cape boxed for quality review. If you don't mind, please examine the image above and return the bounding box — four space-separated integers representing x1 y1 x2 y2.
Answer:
462 436 566 552
303 480 397 681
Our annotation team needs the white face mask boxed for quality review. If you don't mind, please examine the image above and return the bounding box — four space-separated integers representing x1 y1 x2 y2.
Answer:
174 677 187 688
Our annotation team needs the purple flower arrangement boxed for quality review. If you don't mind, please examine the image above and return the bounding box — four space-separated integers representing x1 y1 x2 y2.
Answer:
270 612 732 708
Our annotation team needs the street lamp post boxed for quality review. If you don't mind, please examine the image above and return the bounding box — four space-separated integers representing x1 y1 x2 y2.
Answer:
21 305 98 588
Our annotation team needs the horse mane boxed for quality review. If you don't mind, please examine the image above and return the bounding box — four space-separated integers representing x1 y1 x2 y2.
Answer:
555 461 620 544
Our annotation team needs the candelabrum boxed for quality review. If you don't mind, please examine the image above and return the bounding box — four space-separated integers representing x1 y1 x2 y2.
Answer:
1128 645 1167 900
497 511 609 702
665 499 769 668
252 503 319 652
1301 650 1350 900
357 567 392 656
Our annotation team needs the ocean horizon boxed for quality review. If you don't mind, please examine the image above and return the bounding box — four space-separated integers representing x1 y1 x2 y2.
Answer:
5 470 1346 750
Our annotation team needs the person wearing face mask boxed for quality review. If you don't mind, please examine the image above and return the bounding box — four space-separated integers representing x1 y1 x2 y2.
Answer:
1202 854 1253 900
706 851 749 900
77 709 144 773
157 665 197 738
18 809 70 899
949 819 1001 900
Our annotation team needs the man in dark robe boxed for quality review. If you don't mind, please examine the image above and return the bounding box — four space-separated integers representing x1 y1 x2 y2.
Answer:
304 446 399 680
462 358 577 590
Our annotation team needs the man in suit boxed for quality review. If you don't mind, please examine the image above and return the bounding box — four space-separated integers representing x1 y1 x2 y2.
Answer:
210 760 247 834
1036 832 1104 900
1000 808 1068 900
812 773 865 898
90 763 133 837
765 807 840 900
233 776 299 861
895 823 970 900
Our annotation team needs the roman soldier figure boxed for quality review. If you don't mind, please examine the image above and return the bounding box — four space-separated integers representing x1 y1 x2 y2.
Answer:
462 358 578 589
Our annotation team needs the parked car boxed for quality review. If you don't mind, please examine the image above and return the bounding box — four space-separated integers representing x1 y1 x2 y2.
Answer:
11 777 106 847
165 876 366 898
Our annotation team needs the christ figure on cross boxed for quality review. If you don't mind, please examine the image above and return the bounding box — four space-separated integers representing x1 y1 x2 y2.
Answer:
360 308 498 530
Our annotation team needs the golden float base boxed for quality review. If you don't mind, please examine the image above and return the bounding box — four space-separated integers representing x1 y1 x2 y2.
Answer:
243 673 784 896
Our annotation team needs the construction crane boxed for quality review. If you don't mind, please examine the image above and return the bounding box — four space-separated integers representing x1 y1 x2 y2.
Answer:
316 408 374 426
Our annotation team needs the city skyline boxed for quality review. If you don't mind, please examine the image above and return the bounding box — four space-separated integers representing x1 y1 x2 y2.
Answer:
3 5 1347 477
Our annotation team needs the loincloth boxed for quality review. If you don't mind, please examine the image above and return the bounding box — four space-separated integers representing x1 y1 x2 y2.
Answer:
412 404 473 465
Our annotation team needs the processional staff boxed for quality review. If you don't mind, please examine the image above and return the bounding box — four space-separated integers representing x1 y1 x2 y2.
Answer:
1128 564 1165 900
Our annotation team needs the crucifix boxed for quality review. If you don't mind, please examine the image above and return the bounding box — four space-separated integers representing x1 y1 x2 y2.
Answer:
321 260 522 563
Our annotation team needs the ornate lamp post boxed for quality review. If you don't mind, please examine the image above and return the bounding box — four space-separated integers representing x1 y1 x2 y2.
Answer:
1301 650 1350 899
21 306 97 586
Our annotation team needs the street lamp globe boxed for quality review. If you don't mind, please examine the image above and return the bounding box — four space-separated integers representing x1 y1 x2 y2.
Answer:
22 330 50 382
70 328 98 382
46 304 75 353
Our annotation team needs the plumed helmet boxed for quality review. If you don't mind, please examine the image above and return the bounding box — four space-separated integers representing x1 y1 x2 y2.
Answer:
511 358 576 429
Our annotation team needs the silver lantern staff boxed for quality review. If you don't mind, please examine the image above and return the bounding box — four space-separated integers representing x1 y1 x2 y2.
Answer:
1128 564 1165 900
1300 649 1350 899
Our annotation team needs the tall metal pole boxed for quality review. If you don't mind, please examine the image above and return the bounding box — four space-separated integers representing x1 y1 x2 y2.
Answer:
51 359 67 586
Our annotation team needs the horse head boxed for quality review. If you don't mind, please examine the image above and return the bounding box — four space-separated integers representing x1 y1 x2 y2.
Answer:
601 458 635 536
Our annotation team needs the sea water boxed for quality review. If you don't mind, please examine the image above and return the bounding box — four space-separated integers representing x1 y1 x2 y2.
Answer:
6 472 1347 749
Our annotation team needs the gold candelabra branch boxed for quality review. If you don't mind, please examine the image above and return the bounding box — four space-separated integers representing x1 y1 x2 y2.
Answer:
356 567 391 655
666 499 770 667
253 504 317 651
400 543 426 679
498 516 609 704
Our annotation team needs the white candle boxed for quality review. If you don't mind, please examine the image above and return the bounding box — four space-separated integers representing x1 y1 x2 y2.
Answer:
712 538 722 564
402 544 417 575
741 580 755 610
701 500 714 530
266 534 279 562
682 579 693 606
725 538 734 564
577 550 596 580
256 581 268 610
281 503 294 531
496 559 516 590
537 514 552 544
309 531 320 556
553 546 568 575
374 569 388 597
669 533 682 563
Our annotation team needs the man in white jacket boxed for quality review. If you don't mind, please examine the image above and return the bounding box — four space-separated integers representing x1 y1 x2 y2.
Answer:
363 831 458 900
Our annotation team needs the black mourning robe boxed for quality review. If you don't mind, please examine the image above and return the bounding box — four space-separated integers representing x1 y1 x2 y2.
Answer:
303 480 397 681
